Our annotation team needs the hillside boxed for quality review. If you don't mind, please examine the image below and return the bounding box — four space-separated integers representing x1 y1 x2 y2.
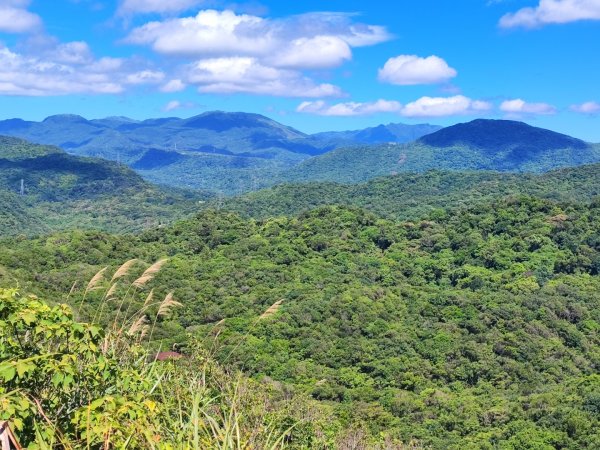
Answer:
0 136 204 235
1 197 598 448
0 112 448 193
283 119 600 184
217 164 600 220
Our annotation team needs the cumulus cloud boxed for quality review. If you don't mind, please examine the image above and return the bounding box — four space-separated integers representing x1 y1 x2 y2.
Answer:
125 9 390 97
401 95 492 118
499 0 600 28
0 0 42 33
296 99 403 116
0 43 164 96
126 10 389 63
500 98 557 115
117 0 207 16
570 101 600 115
185 57 342 97
297 96 492 118
378 55 457 86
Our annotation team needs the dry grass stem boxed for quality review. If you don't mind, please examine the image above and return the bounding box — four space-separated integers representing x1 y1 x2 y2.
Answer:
128 315 148 335
111 259 139 282
132 258 168 288
143 289 155 307
85 267 108 294
105 282 118 299
157 292 183 318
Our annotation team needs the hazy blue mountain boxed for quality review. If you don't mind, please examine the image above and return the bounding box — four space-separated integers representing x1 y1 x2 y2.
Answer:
0 136 204 236
282 119 600 184
0 111 337 193
311 122 442 145
0 112 445 193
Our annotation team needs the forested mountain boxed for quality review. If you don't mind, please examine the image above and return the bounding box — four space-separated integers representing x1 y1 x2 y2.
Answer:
218 164 600 220
1 196 599 448
283 120 600 184
1 115 598 193
0 136 204 235
0 113 444 193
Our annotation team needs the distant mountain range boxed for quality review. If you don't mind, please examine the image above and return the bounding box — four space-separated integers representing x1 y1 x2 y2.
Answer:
0 136 204 236
0 114 598 193
309 122 442 145
282 119 600 184
0 113 442 192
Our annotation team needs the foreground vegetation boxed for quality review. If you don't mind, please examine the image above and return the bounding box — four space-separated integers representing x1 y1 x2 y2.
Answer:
2 195 599 448
2 283 416 449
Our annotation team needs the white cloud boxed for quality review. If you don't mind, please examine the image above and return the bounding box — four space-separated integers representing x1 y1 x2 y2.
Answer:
50 41 94 65
268 36 351 69
0 43 163 96
401 95 492 117
126 9 389 66
117 0 206 16
296 99 403 116
500 98 557 115
160 79 186 92
378 55 457 86
0 0 42 33
185 57 342 97
297 96 493 118
163 100 197 111
570 101 600 114
500 0 600 28
125 9 390 97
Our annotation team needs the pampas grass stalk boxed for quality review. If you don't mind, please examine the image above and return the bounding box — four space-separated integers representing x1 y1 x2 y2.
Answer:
111 258 138 282
148 292 182 343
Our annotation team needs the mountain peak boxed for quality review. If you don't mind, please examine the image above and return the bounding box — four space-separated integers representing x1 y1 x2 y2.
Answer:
42 114 88 123
418 119 588 152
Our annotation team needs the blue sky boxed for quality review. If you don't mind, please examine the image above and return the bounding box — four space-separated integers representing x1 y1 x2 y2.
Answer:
0 0 599 140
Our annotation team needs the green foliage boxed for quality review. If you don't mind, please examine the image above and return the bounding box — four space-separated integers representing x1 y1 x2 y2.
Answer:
0 137 208 236
1 196 599 448
281 140 600 185
0 288 348 449
217 164 600 221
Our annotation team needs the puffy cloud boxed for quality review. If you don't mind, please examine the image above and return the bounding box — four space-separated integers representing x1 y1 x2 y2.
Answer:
125 9 390 97
126 9 389 66
268 36 351 69
500 0 600 28
0 43 164 96
500 98 557 115
185 57 342 97
378 55 457 86
117 0 206 16
0 0 42 33
297 96 492 118
296 99 403 116
570 101 600 115
401 95 492 117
